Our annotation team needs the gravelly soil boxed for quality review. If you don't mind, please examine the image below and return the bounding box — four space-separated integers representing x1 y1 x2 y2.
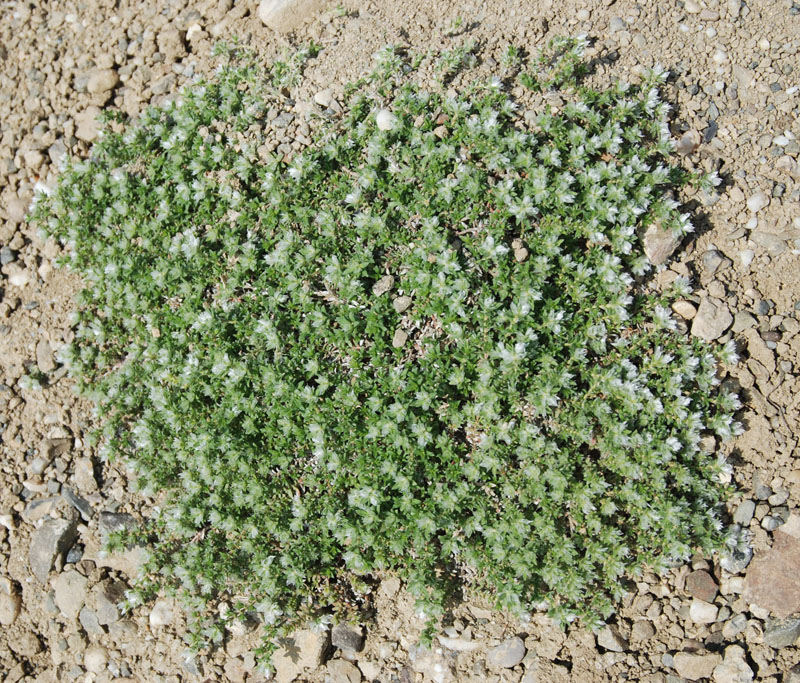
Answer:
1 1 799 682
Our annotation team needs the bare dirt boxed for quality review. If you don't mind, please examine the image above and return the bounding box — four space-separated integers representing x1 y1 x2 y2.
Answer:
1 0 799 682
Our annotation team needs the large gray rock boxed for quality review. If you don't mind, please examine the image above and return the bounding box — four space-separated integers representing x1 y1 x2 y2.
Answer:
487 636 526 669
257 0 324 33
763 617 800 649
332 622 364 652
691 297 732 341
28 514 80 583
596 625 628 652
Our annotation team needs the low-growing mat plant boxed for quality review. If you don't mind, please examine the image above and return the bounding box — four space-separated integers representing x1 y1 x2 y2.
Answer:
32 37 741 667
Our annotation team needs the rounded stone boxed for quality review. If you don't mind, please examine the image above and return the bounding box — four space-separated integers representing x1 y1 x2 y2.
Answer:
84 645 109 674
487 636 526 669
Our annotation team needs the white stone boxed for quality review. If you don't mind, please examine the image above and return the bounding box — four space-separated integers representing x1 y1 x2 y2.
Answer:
746 192 769 213
689 598 719 624
314 88 334 107
257 0 324 33
376 109 398 131
685 0 701 12
84 646 108 674
739 250 754 267
7 267 30 287
713 644 754 683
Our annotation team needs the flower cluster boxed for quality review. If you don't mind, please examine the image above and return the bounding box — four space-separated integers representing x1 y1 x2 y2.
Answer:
32 39 737 667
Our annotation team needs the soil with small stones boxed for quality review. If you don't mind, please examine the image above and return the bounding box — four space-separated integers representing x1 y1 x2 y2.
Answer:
1 1 800 682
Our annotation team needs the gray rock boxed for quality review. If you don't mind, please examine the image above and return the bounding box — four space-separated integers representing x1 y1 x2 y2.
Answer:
609 17 627 32
769 490 789 506
487 636 526 669
732 311 757 333
93 580 126 625
372 275 395 296
751 231 786 257
722 613 748 639
753 471 772 500
642 221 681 265
393 296 413 313
332 622 364 652
763 617 800 648
702 250 731 274
672 300 697 320
28 514 80 583
151 73 177 97
62 486 93 521
48 139 68 166
98 511 137 537
392 329 408 348
762 516 783 531
272 111 295 129
0 247 17 265
596 625 628 652
257 0 325 32
733 499 755 526
79 606 104 635
53 569 88 619
66 544 84 564
691 297 733 341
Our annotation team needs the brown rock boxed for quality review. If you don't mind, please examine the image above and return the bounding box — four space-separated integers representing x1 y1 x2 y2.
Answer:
327 659 362 683
673 652 721 681
685 570 718 603
8 630 42 657
744 526 800 617
641 221 681 265
75 106 102 142
691 297 732 341
36 338 56 373
671 300 697 320
87 69 119 95
157 27 186 60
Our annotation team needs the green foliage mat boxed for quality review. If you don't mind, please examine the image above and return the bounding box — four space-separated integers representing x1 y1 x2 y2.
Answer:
33 39 740 663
